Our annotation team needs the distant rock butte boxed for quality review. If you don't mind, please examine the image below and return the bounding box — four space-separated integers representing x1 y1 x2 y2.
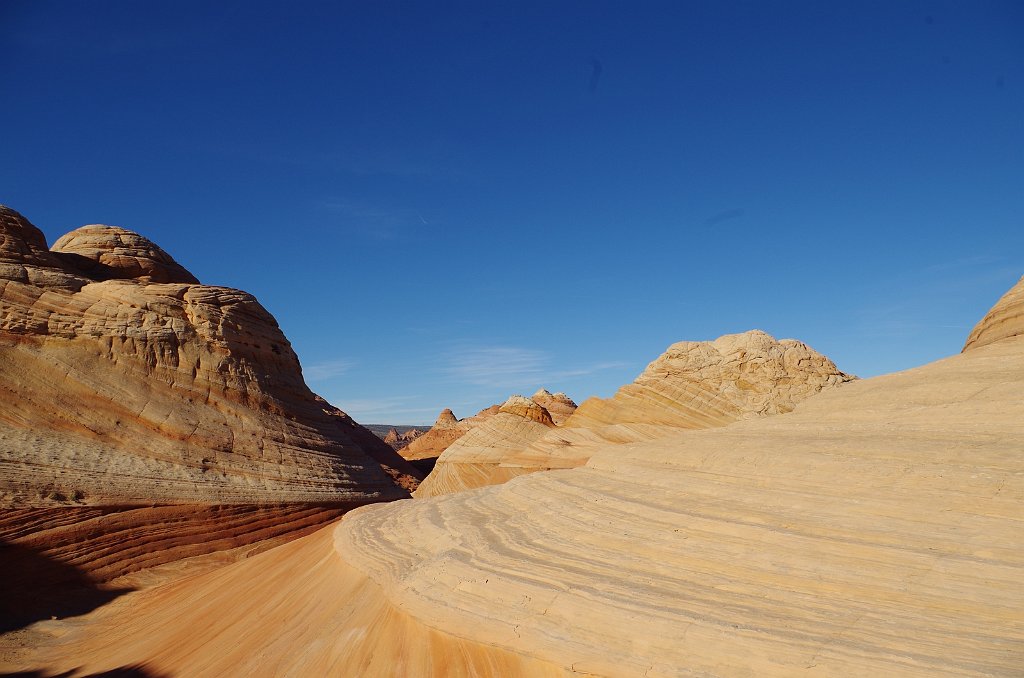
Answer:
0 205 418 584
416 330 853 497
382 427 424 450
22 276 1024 677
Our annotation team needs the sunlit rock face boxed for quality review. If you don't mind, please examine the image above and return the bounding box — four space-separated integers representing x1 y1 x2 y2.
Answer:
22 275 1024 678
416 329 854 497
0 205 408 506
399 404 501 462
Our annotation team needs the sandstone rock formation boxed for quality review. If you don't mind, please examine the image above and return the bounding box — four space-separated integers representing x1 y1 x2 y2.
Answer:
399 404 500 462
0 205 417 587
414 394 562 497
52 224 200 284
13 276 1023 677
530 388 577 425
380 426 424 450
417 330 853 496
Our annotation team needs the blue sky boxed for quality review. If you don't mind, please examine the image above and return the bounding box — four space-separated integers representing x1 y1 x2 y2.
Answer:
2 1 1022 424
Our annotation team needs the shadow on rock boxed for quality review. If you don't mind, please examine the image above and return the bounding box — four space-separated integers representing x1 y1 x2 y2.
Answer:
1 666 167 677
0 541 134 633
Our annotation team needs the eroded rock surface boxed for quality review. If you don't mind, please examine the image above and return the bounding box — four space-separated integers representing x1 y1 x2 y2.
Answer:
0 205 409 506
417 330 853 496
17 277 1024 677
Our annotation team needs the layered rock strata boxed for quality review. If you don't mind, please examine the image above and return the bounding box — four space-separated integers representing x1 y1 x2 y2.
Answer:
0 206 410 505
0 206 416 599
16 277 1024 677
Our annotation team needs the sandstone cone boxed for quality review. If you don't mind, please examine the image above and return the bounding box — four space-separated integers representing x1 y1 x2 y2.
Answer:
530 388 577 425
18 276 1023 677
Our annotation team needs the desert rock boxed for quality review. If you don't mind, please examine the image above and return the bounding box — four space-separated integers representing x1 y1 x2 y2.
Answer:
530 388 577 425
414 394 560 497
17 276 1024 677
399 404 501 462
417 330 853 496
0 206 419 595
0 205 410 506
52 224 200 284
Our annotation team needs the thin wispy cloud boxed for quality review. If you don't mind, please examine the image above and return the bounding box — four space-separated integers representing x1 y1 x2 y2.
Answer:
446 346 548 388
704 208 746 227
319 199 430 240
923 255 1004 274
444 345 630 390
303 359 354 381
325 395 438 424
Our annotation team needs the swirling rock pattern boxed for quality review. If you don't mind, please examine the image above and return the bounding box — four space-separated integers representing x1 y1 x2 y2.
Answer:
16 283 1024 677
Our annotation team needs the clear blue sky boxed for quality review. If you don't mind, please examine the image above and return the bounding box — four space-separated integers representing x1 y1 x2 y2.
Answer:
2 1 1022 424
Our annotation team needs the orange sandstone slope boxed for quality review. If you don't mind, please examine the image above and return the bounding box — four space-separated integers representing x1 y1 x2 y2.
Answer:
417 330 853 497
0 205 418 582
21 274 1024 677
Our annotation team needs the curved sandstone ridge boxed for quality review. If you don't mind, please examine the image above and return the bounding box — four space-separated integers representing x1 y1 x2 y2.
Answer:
414 394 564 498
0 205 411 505
21 320 1024 676
417 330 854 497
963 274 1024 352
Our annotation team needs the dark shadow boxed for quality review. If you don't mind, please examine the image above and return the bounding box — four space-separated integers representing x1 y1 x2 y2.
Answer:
0 541 134 634
409 456 438 475
82 667 168 678
51 252 121 281
1 665 167 677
